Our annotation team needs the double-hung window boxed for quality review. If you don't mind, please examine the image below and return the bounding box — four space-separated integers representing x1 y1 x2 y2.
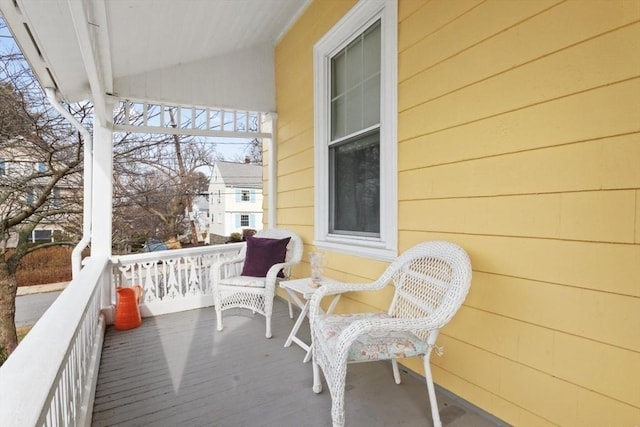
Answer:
314 0 397 260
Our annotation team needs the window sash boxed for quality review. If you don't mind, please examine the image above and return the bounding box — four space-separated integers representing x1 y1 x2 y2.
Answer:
330 20 381 141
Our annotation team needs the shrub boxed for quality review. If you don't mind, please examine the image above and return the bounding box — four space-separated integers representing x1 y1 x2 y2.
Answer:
228 232 243 242
13 246 75 287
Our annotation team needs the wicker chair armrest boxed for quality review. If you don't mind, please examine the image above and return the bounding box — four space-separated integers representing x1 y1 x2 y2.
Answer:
309 280 382 323
263 261 296 287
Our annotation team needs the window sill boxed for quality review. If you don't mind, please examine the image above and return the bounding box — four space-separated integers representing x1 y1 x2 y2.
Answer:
314 237 397 262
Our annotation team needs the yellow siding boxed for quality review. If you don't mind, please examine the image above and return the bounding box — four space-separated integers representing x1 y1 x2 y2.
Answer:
637 190 640 243
275 0 640 425
401 190 637 243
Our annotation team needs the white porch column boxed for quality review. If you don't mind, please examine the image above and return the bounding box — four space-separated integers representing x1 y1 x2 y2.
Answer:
91 118 114 256
263 112 277 229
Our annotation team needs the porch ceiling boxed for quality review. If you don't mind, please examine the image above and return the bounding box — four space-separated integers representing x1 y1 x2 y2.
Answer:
0 0 309 113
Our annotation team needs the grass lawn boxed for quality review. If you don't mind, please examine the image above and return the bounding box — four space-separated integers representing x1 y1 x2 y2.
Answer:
0 325 33 366
17 325 32 342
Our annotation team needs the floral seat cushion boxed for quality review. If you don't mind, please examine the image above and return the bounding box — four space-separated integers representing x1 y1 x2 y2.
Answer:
315 312 429 362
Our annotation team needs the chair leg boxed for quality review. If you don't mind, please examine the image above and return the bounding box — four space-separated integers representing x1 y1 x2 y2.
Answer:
423 355 442 427
265 295 273 338
265 314 272 338
215 307 223 332
391 359 401 384
312 359 322 393
329 370 347 427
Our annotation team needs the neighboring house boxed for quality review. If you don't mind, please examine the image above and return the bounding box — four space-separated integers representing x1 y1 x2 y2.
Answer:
0 143 80 248
189 194 210 242
208 160 263 239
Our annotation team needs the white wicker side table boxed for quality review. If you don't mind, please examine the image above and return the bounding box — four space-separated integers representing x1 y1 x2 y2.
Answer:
279 277 341 363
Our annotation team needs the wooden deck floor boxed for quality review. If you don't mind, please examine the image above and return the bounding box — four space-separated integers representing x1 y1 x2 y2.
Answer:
92 299 504 427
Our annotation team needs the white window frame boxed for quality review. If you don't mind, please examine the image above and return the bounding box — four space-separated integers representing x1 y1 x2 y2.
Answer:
313 0 397 261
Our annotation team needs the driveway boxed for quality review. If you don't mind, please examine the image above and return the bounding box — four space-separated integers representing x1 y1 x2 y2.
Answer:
15 284 66 327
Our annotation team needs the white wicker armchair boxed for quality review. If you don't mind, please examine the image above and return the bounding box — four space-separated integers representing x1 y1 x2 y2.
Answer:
211 228 303 338
309 241 472 427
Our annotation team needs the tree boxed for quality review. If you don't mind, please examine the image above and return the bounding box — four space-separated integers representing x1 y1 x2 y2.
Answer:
111 108 216 252
230 137 262 165
245 138 263 165
0 25 86 360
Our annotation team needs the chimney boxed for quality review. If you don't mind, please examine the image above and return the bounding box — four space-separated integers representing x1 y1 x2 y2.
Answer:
244 156 250 164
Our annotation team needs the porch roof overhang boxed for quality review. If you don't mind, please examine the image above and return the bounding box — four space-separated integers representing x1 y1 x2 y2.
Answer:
0 0 309 122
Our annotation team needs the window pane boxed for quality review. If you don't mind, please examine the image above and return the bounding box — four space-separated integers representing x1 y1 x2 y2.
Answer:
345 36 363 91
345 85 363 135
363 75 380 128
329 131 380 235
33 229 51 242
330 19 380 141
53 187 61 207
331 95 346 140
363 21 381 79
331 51 346 98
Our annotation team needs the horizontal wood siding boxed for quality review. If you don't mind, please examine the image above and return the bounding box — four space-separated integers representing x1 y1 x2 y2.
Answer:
275 0 640 425
397 0 640 426
275 0 363 256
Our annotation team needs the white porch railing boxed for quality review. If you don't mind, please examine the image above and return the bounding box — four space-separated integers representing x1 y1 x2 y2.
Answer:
0 243 245 426
0 256 108 427
111 243 244 317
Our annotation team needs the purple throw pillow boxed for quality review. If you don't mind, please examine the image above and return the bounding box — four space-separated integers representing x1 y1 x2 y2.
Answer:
240 236 291 278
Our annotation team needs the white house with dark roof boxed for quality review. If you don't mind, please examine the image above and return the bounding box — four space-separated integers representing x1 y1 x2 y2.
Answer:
208 160 263 239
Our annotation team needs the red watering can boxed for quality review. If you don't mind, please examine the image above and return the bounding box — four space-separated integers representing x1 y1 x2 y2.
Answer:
115 285 143 330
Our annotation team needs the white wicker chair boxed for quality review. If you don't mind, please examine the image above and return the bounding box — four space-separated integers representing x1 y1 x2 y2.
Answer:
309 241 472 427
211 228 303 338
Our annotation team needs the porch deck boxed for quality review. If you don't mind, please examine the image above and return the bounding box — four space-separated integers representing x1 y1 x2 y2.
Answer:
92 299 501 427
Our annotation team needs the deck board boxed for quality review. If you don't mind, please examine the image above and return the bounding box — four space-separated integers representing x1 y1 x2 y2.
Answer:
92 299 503 427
